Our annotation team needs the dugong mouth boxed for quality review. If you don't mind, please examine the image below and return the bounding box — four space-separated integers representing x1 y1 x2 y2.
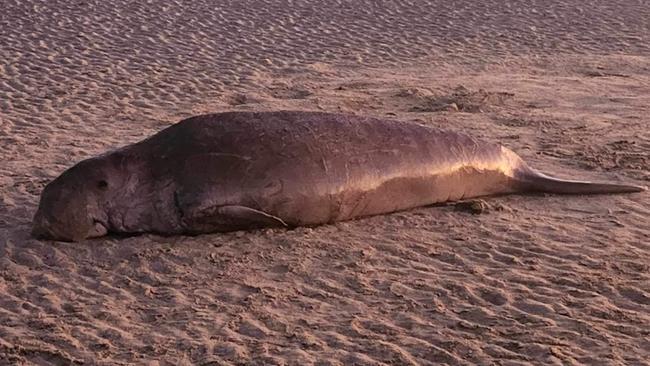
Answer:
31 212 108 241
88 220 108 238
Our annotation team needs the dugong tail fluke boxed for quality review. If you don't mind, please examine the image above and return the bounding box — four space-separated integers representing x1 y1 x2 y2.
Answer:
516 168 647 195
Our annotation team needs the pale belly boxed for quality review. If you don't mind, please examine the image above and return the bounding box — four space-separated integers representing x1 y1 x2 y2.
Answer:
254 165 517 226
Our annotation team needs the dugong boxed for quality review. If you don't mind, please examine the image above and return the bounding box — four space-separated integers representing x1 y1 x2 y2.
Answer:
32 111 646 241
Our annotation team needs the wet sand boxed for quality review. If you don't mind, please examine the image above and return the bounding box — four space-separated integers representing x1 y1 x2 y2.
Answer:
1 1 649 364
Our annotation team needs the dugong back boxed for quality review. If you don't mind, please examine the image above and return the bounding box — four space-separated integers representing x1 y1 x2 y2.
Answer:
145 111 515 229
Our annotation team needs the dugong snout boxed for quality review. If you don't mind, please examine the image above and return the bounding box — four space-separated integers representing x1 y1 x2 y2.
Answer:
32 207 108 241
31 209 50 239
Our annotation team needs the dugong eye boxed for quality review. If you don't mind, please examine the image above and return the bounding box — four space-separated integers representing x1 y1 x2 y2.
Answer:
97 180 109 190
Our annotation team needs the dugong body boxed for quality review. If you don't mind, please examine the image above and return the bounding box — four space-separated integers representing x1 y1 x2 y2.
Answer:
32 111 645 241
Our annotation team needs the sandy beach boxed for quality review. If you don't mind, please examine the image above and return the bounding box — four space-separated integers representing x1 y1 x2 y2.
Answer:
1 0 649 364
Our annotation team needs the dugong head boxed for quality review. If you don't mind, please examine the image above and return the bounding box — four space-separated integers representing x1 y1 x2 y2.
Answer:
32 153 130 242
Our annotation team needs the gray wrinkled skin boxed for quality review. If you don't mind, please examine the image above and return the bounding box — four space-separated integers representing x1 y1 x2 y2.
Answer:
32 111 646 241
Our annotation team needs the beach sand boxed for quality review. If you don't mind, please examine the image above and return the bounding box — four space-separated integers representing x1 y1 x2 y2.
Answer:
1 0 649 364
